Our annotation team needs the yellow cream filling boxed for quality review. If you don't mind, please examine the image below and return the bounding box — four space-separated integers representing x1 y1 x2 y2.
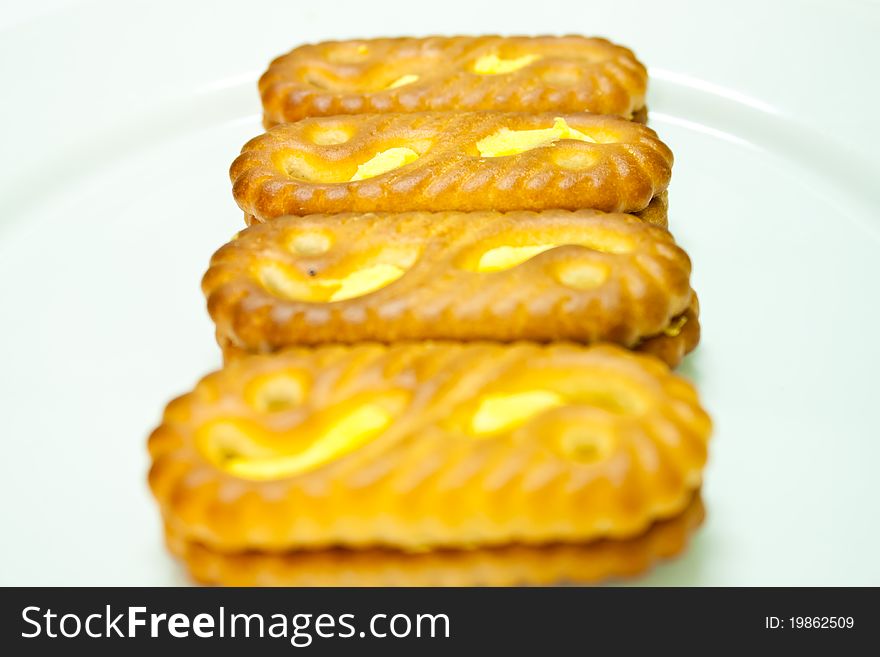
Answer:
473 53 539 74
476 244 559 272
476 117 595 157
663 315 689 337
327 264 405 301
206 404 394 481
386 74 419 89
463 231 634 273
470 390 564 435
350 147 419 181
261 262 405 302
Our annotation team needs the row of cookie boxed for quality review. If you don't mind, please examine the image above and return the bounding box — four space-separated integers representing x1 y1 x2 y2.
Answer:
180 497 704 586
259 36 650 124
205 209 699 366
148 36 711 585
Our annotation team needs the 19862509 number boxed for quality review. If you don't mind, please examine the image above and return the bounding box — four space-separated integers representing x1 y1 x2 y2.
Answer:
790 617 854 629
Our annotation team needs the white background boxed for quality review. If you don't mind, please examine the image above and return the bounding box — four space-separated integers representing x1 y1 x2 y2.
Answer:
1 0 878 585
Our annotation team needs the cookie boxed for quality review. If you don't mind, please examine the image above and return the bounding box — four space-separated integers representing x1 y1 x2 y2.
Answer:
148 343 711 552
241 192 670 229
203 209 698 365
636 294 700 367
166 493 704 586
231 112 673 221
260 36 648 126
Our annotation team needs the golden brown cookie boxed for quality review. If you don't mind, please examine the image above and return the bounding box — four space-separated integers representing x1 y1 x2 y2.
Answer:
241 191 670 229
166 493 704 586
213 305 700 368
260 36 648 127
637 294 700 367
230 112 673 221
148 343 711 553
634 190 667 227
203 210 697 365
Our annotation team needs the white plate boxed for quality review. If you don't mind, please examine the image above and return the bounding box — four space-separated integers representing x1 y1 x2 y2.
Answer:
1 0 878 585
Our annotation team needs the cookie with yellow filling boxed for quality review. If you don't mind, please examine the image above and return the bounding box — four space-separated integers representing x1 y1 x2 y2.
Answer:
167 493 704 586
148 343 711 553
230 112 672 221
260 36 648 127
636 294 700 368
202 210 698 366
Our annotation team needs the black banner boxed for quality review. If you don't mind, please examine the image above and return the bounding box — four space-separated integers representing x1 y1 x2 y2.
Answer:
0 587 873 653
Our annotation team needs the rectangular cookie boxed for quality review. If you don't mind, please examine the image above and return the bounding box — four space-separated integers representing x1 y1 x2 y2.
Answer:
148 343 711 553
167 494 704 586
260 36 648 127
203 209 699 366
230 111 672 221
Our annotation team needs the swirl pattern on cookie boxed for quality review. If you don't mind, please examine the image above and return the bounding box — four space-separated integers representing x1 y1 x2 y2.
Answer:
230 112 673 220
260 36 648 126
148 343 711 552
203 209 697 365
